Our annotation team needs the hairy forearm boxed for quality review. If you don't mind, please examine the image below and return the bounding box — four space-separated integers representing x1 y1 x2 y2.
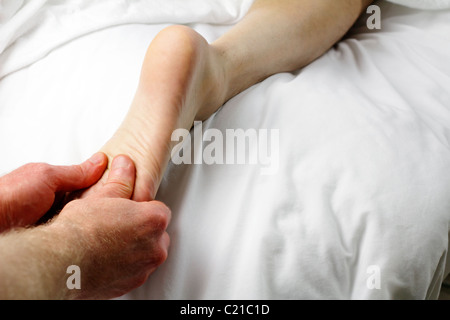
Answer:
0 226 77 299
212 0 373 102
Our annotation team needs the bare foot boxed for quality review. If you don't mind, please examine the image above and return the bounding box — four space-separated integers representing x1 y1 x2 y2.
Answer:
84 25 228 201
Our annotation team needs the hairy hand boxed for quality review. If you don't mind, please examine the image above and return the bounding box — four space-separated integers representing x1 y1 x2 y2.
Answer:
0 153 107 232
50 155 171 299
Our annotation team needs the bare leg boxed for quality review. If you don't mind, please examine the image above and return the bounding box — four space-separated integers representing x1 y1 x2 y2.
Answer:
85 0 373 201
85 25 227 201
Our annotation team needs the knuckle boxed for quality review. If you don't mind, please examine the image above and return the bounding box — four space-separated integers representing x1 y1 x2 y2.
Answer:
136 232 169 266
144 245 167 267
152 211 169 230
105 180 134 197
30 162 54 179
148 202 171 227
155 246 168 265
138 210 168 233
29 163 63 190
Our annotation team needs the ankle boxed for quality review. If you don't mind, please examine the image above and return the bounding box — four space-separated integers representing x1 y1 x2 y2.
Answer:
211 28 276 106
194 43 230 121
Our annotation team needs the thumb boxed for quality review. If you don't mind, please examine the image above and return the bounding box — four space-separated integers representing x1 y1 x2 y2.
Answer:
92 155 136 199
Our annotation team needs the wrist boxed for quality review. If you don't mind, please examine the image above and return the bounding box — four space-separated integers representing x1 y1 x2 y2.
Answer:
44 222 85 299
0 225 80 299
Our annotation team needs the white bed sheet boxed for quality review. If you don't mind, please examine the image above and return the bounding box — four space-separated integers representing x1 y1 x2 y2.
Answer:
0 0 450 299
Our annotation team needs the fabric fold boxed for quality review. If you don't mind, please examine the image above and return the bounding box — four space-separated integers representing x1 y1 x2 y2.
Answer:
0 0 254 79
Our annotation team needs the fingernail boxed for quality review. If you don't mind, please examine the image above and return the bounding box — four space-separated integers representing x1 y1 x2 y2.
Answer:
89 152 105 165
111 155 131 170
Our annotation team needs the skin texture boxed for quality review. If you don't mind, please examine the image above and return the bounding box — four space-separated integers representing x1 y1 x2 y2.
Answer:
94 0 374 202
0 154 171 299
0 0 373 299
0 152 107 232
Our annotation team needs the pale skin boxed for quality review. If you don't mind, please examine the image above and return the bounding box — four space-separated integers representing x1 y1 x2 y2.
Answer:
88 0 374 202
0 0 373 299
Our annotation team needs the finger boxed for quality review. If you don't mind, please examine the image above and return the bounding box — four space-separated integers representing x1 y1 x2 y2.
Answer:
155 201 172 229
92 155 136 199
144 200 172 231
159 231 171 256
51 153 108 192
148 232 170 271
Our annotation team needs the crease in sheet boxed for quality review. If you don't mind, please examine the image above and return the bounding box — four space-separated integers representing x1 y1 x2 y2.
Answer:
0 0 255 79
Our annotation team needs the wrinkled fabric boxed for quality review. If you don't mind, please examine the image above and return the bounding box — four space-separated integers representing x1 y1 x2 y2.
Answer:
0 0 449 299
0 0 254 79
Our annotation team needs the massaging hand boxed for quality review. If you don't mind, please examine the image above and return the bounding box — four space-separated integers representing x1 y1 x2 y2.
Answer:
52 154 171 299
0 153 108 232
0 154 171 299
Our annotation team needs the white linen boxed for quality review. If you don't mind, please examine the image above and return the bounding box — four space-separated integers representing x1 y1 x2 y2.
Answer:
0 0 449 299
0 0 254 79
